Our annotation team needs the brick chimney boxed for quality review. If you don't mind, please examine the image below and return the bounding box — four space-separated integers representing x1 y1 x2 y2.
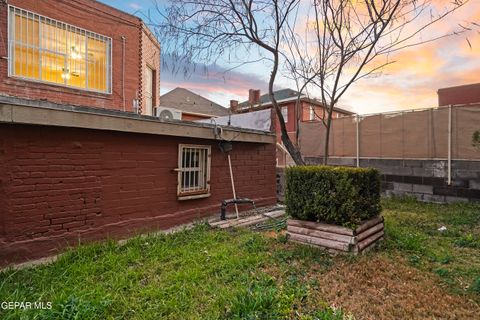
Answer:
248 89 255 105
254 90 261 104
248 89 261 105
230 100 239 113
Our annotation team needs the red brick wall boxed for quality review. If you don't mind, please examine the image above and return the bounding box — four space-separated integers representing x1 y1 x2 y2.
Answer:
140 23 161 115
0 124 276 265
181 113 212 121
438 83 480 106
0 0 159 112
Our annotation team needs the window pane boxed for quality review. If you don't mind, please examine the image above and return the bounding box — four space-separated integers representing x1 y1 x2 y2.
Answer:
87 36 107 91
10 6 110 93
67 30 86 89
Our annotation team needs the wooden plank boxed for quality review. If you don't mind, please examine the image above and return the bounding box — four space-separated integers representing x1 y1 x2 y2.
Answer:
354 216 384 235
288 219 354 236
287 225 353 244
357 230 384 251
234 216 269 228
209 210 285 229
218 214 265 228
209 220 230 227
356 222 384 242
288 232 350 251
263 210 285 218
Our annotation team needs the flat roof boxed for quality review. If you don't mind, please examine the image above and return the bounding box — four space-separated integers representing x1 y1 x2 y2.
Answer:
0 96 275 144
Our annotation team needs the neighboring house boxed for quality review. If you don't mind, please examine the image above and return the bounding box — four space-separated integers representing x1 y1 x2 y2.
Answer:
438 83 480 106
231 88 354 165
0 0 160 115
160 87 230 121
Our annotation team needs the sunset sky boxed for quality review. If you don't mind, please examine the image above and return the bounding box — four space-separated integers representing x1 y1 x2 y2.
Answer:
101 0 480 114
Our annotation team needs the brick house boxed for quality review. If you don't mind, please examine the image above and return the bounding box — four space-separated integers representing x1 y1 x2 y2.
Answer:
231 89 354 165
438 83 480 107
0 0 160 115
0 1 277 266
160 87 230 121
0 97 277 266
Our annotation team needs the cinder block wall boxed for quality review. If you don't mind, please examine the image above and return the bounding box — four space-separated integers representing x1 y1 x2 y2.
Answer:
0 124 276 265
305 157 480 203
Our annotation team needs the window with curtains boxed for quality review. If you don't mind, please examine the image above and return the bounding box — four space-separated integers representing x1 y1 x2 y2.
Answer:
8 6 111 93
177 145 211 200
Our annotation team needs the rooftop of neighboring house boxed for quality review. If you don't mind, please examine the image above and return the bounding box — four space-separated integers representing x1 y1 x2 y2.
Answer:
160 87 230 117
236 88 354 115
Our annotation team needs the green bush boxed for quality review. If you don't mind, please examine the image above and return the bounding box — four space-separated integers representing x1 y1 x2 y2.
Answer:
285 166 381 228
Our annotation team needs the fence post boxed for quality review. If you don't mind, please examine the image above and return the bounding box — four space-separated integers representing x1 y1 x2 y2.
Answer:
356 114 360 168
448 105 452 185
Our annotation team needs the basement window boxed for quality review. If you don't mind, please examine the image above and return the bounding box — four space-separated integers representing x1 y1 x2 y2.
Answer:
177 145 211 200
8 6 112 93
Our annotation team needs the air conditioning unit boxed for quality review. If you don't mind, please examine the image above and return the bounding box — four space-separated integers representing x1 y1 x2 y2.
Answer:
155 107 182 120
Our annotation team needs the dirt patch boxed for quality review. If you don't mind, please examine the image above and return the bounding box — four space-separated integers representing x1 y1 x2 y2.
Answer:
311 254 479 319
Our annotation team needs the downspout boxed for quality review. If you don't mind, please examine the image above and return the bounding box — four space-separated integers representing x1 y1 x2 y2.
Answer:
447 104 452 185
356 114 360 168
121 36 126 112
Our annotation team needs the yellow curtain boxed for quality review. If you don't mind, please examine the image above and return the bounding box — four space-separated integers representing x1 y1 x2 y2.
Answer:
12 9 109 93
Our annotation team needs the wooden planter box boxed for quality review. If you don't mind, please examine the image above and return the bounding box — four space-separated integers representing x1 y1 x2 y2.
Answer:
287 216 384 254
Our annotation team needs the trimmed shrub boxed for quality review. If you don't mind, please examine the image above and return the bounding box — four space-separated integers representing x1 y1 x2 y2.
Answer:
285 166 381 228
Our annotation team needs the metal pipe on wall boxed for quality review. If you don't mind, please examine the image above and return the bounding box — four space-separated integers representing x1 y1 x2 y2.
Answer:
447 105 452 185
356 114 360 168
121 36 126 112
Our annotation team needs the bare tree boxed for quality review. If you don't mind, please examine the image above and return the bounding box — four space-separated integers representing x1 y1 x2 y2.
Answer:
154 0 475 165
153 0 305 165
284 0 474 164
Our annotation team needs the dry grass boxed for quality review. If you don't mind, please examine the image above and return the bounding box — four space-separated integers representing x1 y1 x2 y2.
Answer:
311 254 479 320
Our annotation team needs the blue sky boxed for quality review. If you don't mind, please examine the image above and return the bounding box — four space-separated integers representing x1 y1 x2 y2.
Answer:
99 1 480 114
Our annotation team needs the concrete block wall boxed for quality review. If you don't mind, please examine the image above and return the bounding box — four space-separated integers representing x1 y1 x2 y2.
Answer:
304 157 480 203
0 123 276 266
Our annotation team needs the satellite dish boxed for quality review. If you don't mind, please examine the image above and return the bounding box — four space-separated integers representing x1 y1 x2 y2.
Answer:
159 109 174 120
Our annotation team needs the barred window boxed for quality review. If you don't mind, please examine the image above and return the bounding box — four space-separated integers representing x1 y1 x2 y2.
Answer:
177 145 211 200
8 6 112 93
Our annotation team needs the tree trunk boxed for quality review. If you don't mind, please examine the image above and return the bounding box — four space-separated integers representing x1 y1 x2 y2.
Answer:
323 102 335 165
268 52 305 166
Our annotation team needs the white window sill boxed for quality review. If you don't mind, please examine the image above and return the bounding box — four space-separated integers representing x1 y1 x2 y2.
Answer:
178 193 211 201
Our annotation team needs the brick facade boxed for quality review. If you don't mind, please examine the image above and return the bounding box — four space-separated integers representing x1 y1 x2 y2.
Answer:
438 83 480 106
0 0 160 113
0 123 276 266
140 23 161 114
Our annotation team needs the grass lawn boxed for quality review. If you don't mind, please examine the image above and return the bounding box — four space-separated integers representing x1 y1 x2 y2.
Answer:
1 198 479 319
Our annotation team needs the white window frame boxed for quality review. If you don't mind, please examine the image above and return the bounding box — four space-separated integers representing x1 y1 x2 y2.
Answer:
281 106 288 123
176 144 211 200
7 5 112 94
